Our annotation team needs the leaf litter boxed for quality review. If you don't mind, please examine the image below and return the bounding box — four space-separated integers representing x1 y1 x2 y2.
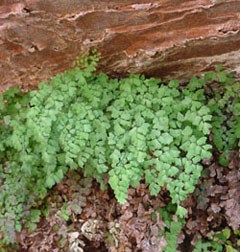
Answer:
14 151 240 251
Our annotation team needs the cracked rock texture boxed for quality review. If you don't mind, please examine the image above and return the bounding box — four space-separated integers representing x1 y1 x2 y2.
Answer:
0 0 240 91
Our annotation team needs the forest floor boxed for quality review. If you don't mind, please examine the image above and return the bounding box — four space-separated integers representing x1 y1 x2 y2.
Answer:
11 151 240 252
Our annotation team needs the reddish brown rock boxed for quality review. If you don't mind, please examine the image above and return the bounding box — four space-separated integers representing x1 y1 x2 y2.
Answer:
0 0 239 91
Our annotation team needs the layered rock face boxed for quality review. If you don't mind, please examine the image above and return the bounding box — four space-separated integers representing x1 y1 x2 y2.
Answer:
0 0 239 91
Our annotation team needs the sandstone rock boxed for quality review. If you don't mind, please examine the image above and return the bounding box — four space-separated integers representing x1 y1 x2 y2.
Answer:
0 0 239 91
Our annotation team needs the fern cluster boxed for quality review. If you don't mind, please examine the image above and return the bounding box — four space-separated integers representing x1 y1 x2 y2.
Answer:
0 61 213 241
204 66 240 166
1 57 240 245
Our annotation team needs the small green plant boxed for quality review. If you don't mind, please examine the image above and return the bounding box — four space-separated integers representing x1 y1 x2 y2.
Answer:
156 203 185 252
193 239 223 252
59 203 70 221
193 228 240 252
204 66 240 166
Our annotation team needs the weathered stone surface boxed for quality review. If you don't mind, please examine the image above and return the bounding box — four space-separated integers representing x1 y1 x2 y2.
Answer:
0 0 239 91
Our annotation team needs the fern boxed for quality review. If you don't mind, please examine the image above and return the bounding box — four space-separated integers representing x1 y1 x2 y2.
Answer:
193 239 223 252
193 228 240 252
203 66 240 166
158 204 185 252
3 58 239 244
